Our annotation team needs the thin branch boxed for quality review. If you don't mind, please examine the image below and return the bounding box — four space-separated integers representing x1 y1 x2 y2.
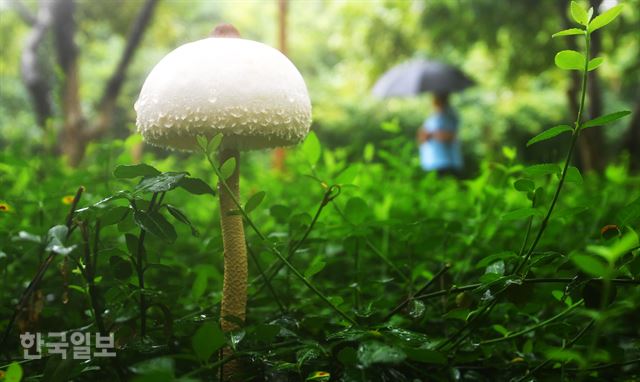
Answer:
86 0 160 141
250 185 339 297
479 300 583 345
383 264 450 322
10 0 36 25
247 246 286 315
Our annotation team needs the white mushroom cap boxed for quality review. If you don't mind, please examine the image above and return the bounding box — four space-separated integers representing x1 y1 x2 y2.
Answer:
134 37 312 151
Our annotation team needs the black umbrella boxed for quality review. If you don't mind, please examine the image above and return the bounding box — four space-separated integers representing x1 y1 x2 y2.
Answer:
372 59 474 98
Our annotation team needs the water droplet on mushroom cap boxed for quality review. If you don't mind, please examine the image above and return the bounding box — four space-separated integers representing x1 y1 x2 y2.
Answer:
134 37 311 151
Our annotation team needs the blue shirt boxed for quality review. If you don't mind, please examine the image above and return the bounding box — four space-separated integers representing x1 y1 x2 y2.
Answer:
419 108 463 171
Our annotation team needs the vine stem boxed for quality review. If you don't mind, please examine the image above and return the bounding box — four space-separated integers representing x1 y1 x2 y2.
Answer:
479 300 583 345
249 185 340 298
412 277 640 301
519 319 595 381
330 202 410 283
515 32 590 275
383 264 450 322
442 30 593 352
246 246 286 315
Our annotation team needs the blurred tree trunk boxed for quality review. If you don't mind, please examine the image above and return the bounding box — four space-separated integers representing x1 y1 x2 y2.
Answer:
624 99 640 171
52 0 85 166
272 0 288 171
20 0 159 166
20 0 54 127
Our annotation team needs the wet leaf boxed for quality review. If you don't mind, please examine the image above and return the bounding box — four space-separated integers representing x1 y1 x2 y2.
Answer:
136 172 188 193
192 322 226 362
133 210 177 243
178 177 215 196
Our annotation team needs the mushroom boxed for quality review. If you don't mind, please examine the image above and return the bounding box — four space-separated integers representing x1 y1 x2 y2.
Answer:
134 22 311 362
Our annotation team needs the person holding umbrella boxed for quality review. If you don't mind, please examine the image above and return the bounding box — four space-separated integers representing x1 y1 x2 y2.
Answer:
372 59 473 176
416 92 462 176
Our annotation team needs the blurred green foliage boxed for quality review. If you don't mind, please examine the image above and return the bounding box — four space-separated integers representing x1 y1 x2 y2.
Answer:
1 0 638 170
1 1 640 381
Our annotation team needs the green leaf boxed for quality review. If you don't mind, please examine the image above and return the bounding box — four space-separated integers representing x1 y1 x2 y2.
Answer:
196 135 208 151
587 57 604 71
100 206 130 226
570 1 589 25
492 324 509 336
113 164 160 179
618 197 640 225
109 255 132 280
5 362 23 382
588 4 624 33
335 165 360 185
403 348 446 365
565 166 583 184
178 177 215 196
485 260 505 276
545 348 587 367
570 253 608 277
501 208 542 221
552 28 584 38
302 131 321 165
555 50 586 71
209 133 223 152
166 205 199 236
43 357 78 382
527 124 572 146
219 157 236 180
582 110 631 129
477 251 518 268
357 341 406 367
191 272 208 299
523 163 561 177
192 322 226 362
337 347 358 366
125 233 139 256
502 146 517 161
130 357 174 379
381 118 401 133
345 197 370 225
551 289 566 302
304 259 326 278
254 324 280 342
136 172 188 193
133 210 177 243
513 179 535 192
245 191 266 214
270 204 291 223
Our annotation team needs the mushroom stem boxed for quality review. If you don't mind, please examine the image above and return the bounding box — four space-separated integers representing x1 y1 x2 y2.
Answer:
218 146 247 380
218 147 248 332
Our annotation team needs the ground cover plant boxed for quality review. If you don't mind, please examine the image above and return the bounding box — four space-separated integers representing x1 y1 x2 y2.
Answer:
1 1 639 382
